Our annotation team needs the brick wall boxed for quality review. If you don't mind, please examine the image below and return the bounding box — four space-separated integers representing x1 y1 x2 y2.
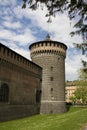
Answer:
0 43 42 121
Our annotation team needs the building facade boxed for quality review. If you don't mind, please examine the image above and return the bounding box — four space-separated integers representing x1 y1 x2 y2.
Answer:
29 35 67 113
65 81 77 103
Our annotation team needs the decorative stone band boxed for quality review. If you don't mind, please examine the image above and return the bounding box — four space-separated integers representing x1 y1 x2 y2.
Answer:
29 40 67 58
30 49 66 58
29 41 67 51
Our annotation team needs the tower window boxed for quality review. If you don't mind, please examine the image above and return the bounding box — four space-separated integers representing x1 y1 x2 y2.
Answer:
51 66 53 71
50 77 53 81
51 88 53 91
58 57 60 61
50 110 53 113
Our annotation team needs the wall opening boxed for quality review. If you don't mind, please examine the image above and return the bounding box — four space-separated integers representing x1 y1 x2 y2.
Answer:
50 77 54 81
36 90 41 103
0 83 9 102
51 66 53 71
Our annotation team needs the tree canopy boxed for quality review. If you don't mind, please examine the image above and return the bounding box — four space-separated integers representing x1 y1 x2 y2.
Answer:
22 0 87 40
69 80 87 105
74 86 87 104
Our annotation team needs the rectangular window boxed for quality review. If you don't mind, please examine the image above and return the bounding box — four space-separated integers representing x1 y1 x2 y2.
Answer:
50 77 53 81
51 88 53 91
51 66 53 71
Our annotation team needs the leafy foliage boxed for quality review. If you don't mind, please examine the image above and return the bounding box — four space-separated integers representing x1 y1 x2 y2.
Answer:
70 80 87 104
74 42 87 55
69 95 76 104
22 0 87 39
74 86 87 104
79 67 87 80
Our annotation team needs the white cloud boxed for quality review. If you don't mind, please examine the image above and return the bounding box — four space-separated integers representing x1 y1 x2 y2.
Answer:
0 40 30 60
0 0 17 6
65 50 82 81
3 21 21 29
0 1 84 81
12 47 31 60
81 55 87 62
14 5 83 45
0 27 36 46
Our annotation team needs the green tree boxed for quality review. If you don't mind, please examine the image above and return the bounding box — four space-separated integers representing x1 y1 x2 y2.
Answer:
78 67 87 80
22 0 87 39
74 41 87 55
74 85 87 104
69 95 76 104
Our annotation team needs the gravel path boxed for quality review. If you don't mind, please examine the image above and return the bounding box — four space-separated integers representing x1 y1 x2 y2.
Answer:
81 124 87 130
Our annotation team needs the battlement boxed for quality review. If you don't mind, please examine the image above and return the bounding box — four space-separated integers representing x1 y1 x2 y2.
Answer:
29 40 67 58
0 43 42 76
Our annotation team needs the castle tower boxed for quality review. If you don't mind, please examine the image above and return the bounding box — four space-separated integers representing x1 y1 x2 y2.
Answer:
29 35 67 114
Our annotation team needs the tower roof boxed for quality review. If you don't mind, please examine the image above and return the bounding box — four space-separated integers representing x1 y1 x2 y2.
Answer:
45 34 51 41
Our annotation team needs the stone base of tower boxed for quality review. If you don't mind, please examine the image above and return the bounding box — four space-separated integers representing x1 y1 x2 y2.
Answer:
40 101 67 114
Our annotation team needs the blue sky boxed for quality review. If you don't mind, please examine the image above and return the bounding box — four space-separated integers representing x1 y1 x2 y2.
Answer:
0 0 86 81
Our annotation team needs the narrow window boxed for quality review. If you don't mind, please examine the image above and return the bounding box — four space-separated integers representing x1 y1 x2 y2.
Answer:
50 77 53 81
51 66 53 71
58 57 60 61
51 88 53 91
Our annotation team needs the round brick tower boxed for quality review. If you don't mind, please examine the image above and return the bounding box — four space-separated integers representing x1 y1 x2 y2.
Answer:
29 34 67 114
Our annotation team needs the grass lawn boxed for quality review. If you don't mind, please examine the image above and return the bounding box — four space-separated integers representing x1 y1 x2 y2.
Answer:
0 107 87 130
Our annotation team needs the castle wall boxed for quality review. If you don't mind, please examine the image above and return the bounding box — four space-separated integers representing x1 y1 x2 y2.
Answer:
0 43 42 121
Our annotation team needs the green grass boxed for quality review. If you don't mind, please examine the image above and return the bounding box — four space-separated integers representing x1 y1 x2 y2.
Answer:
0 107 87 130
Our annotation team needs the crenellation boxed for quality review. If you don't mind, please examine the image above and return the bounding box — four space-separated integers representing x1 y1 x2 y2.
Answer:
0 43 42 75
30 41 67 50
31 48 66 59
